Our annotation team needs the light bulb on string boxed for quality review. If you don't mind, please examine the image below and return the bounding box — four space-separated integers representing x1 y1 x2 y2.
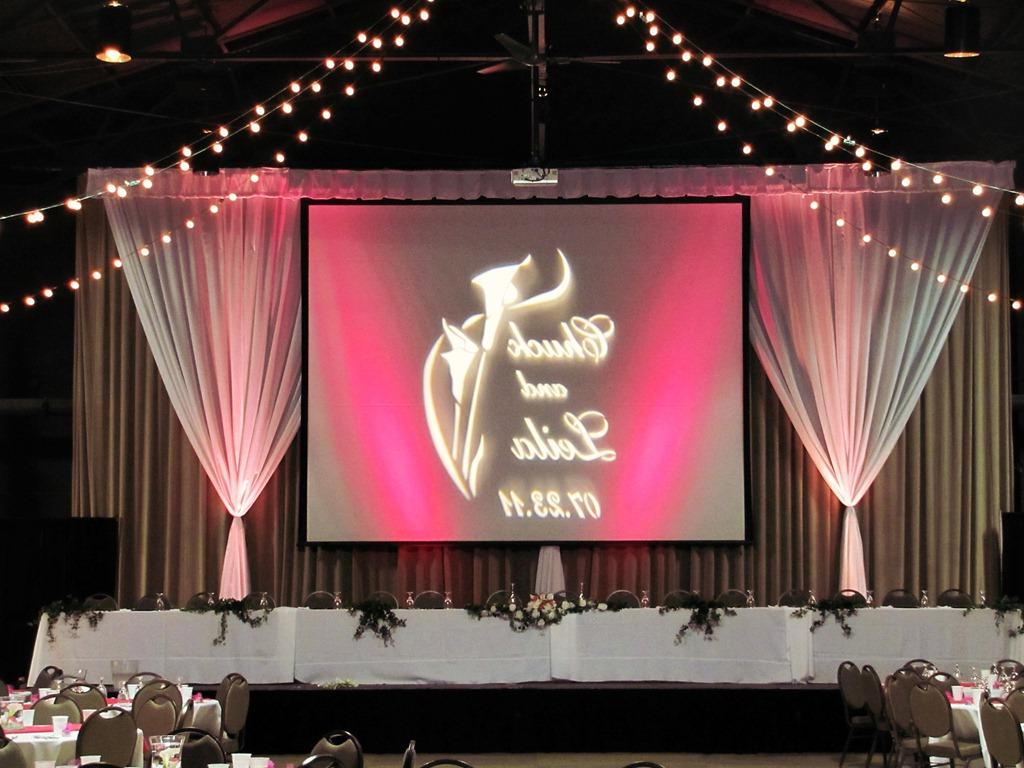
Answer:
390 7 400 18
209 204 219 214
910 262 921 272
371 37 382 49
42 288 54 298
111 259 122 270
343 59 354 70
212 142 223 154
345 85 356 96
1016 194 1024 206
982 206 993 217
372 61 382 73
681 50 692 62
324 58 335 69
835 217 845 227
960 284 970 294
933 174 944 185
65 198 83 211
1014 301 1022 311
144 165 155 176
750 99 761 111
763 97 774 108
275 152 286 163
400 13 411 24
185 219 195 229
91 270 102 281
625 6 636 18
809 200 819 210
692 94 703 106
972 184 984 196
105 182 117 194
937 274 947 284
988 292 998 303
786 121 796 133
741 143 752 155
861 234 872 244
249 122 261 133
255 105 266 116
139 246 150 256
250 173 259 183
730 76 741 88
298 131 309 142
862 160 873 172
794 115 806 128
281 101 293 114
181 146 192 158
419 8 429 20
321 108 332 120
645 40 655 52
289 81 301 94
161 233 172 244
891 159 902 171
116 186 128 197
888 248 897 257
854 145 866 158
227 192 238 202
68 279 80 291
764 166 775 176
395 35 405 47
941 193 953 204
702 55 713 66
715 75 726 87
671 32 683 45
178 160 190 172
142 178 153 189
311 82 322 93
357 32 367 43
643 11 655 22
0 303 9 313
717 120 727 132
648 24 658 36
24 296 35 307
901 177 912 188
616 14 626 25
665 69 676 82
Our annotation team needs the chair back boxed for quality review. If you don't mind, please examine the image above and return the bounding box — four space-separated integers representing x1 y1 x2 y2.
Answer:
716 589 747 608
33 665 63 688
0 738 29 768
937 588 974 608
886 670 918 732
412 591 445 609
83 594 119 611
61 683 108 711
928 672 959 696
901 659 937 677
777 589 811 607
882 589 920 608
419 762 477 768
221 675 249 738
134 680 182 718
304 591 340 609
909 683 953 739
981 693 1024 768
619 764 666 768
133 693 177 738
483 590 508 608
661 590 698 608
134 593 173 611
996 659 1024 677
365 591 399 608
171 728 226 768
605 590 641 609
76 706 138 767
834 589 867 607
837 661 866 710
302 758 341 768
242 592 275 610
861 665 885 720
32 694 83 725
311 730 363 768
1005 688 1024 723
184 592 217 610
125 672 162 688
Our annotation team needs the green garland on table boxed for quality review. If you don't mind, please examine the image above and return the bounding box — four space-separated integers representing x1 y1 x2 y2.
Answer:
466 594 611 632
182 599 272 646
347 599 406 646
985 596 1024 637
658 597 737 643
41 597 108 644
791 598 860 637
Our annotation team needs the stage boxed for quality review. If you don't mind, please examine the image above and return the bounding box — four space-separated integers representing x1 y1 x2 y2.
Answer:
229 681 848 755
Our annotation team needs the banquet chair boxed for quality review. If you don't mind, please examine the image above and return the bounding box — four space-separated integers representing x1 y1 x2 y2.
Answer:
302 757 342 768
243 592 276 610
125 672 162 687
937 589 974 609
218 673 250 752
661 590 699 608
134 593 173 611
620 763 666 768
133 693 178 738
484 591 508 609
184 592 217 610
777 589 812 607
366 591 399 608
980 693 1024 768
909 681 983 767
83 594 119 611
860 665 890 767
61 682 108 711
304 591 341 609
882 589 920 608
901 659 937 677
885 669 923 767
413 591 446 609
716 589 748 608
32 694 83 725
837 661 872 767
171 728 226 768
605 590 641 609
1003 688 1024 723
33 665 63 688
134 681 182 720
994 659 1024 678
834 590 868 607
310 729 363 768
420 761 476 768
0 737 29 768
76 706 138 768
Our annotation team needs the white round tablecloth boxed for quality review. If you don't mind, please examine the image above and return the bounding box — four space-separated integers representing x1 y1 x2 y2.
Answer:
7 728 143 767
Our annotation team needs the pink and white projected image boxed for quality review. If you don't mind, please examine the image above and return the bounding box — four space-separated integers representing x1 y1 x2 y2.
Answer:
304 201 748 542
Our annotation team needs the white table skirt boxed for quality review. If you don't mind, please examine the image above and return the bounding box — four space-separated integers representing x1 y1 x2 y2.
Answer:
29 608 297 685
27 605 1024 686
549 608 812 683
293 608 551 684
809 607 1017 681
8 728 143 767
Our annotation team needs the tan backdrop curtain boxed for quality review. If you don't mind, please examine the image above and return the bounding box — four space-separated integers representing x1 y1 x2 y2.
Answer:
72 199 1012 607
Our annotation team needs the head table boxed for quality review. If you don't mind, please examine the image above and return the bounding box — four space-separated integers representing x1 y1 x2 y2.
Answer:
29 606 1024 686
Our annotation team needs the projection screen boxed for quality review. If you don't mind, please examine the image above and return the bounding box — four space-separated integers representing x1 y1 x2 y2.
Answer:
303 199 749 542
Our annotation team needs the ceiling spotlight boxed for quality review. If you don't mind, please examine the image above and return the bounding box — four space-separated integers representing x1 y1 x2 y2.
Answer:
95 1 132 63
945 0 981 58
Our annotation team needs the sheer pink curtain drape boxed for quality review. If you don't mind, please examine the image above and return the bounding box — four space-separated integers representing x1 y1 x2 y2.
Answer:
750 190 1002 593
102 196 302 599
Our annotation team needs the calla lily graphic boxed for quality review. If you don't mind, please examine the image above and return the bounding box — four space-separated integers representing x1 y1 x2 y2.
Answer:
423 251 574 499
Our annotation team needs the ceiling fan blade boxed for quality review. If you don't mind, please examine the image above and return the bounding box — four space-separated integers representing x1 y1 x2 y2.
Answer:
477 60 528 75
495 32 538 65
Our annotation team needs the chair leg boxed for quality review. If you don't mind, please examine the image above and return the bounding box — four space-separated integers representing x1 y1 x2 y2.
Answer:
840 728 853 767
866 730 878 768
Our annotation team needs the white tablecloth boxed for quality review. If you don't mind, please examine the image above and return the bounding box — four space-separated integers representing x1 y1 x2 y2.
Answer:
29 609 297 684
7 727 143 767
809 607 1024 681
28 605 1024 686
293 608 551 684
549 608 812 683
